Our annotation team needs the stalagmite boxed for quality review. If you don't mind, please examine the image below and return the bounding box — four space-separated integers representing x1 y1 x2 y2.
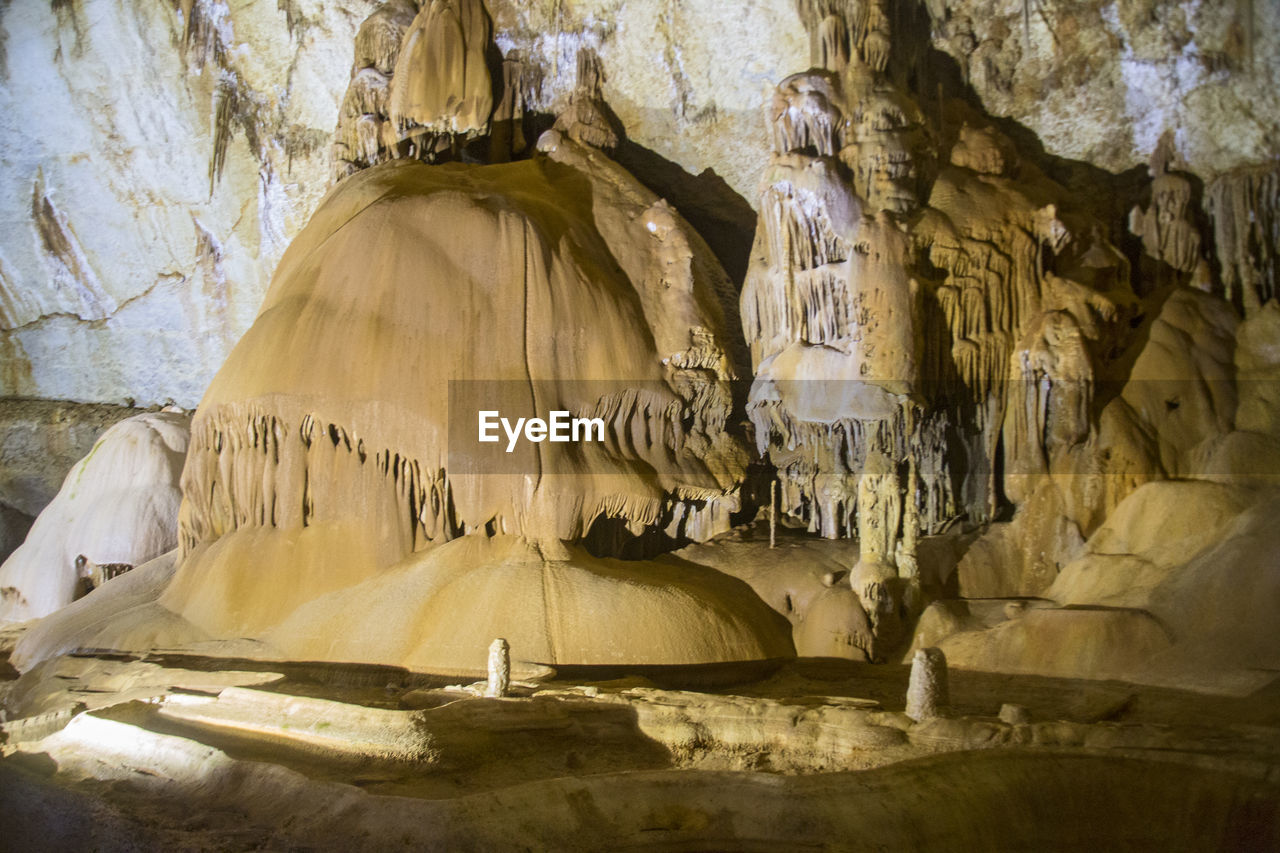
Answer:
485 637 510 698
999 703 1031 725
770 479 778 548
905 646 948 721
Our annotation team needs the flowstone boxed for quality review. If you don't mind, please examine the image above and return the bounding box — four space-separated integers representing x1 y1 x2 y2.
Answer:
742 5 1133 657
155 8 796 672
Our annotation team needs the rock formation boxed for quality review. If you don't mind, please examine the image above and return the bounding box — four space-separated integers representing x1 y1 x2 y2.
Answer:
741 12 1132 656
145 10 796 672
1207 164 1280 313
1128 134 1207 292
486 638 510 697
551 50 621 153
388 0 495 156
159 141 787 668
905 646 948 720
330 0 419 181
73 554 135 598
1 0 1280 847
0 412 189 623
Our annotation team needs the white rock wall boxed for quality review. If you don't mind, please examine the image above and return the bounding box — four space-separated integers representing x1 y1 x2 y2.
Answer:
0 0 1272 408
0 0 376 407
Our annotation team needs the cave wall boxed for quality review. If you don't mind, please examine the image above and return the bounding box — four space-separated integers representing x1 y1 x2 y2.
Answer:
926 0 1280 178
0 0 1275 409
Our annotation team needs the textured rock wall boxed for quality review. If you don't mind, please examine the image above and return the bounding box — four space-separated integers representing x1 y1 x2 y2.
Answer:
0 0 377 407
0 399 141 516
0 0 1273 409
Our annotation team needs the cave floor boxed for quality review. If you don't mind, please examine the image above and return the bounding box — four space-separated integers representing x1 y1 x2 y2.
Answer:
2 636 1279 850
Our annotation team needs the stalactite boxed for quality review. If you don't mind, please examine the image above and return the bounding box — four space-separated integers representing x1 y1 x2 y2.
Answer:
180 404 463 562
744 25 1129 662
330 1 418 182
552 49 621 152
771 73 844 157
388 0 494 148
1206 163 1280 312
1128 135 1205 290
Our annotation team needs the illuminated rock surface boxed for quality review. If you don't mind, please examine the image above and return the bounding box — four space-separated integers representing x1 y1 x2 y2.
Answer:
158 132 777 669
0 413 188 623
1 0 1279 847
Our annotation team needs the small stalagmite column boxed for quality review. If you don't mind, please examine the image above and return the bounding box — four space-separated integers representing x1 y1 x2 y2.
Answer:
486 638 510 698
770 479 778 549
905 647 948 721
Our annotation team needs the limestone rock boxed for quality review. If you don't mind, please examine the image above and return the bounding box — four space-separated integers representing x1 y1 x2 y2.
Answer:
0 0 375 406
9 551 205 671
0 412 190 623
793 585 875 661
3 0 1273 413
1206 164 1280 313
930 605 1174 682
926 0 1280 179
389 0 494 147
160 142 774 667
0 400 142 518
243 535 792 674
0 502 32 566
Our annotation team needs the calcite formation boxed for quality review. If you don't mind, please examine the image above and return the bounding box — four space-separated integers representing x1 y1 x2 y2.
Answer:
158 7 791 667
551 50 621 153
332 0 498 179
1128 135 1205 288
389 0 495 152
3 0 1280 847
0 412 189 623
330 0 419 181
486 638 510 697
162 143 772 665
5 0 1280 412
905 646 948 720
741 12 1132 656
1207 164 1280 313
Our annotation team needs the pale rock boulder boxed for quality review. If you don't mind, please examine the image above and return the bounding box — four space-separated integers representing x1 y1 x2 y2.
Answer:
0 412 190 623
1047 481 1280 680
915 481 1280 690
